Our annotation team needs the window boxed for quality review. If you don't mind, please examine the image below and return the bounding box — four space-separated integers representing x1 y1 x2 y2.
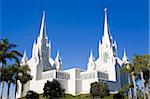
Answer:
56 72 70 79
42 72 54 79
103 52 109 63
106 44 108 48
97 71 108 79
81 72 95 80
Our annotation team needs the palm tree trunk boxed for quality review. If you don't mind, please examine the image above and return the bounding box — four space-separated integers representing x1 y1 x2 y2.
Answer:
140 70 146 99
14 85 17 99
21 84 24 98
7 81 11 99
131 72 137 99
128 74 132 99
0 81 4 99
14 80 20 99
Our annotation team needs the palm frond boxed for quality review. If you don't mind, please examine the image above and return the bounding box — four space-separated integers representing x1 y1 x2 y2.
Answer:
6 44 17 51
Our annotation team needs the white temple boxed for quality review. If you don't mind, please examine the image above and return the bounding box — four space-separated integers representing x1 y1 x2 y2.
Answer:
16 8 129 98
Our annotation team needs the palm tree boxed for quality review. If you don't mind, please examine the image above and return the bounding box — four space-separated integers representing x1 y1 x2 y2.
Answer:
19 73 32 97
133 55 150 99
0 67 7 99
15 64 32 98
122 54 150 99
1 64 31 99
122 63 137 99
4 65 17 99
0 39 22 99
0 39 22 64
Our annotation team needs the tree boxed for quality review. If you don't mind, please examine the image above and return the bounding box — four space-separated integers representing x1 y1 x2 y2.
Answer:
90 81 109 98
26 90 39 99
113 93 124 99
4 65 17 99
1 63 31 99
0 38 32 98
133 55 150 99
0 39 22 99
0 38 22 65
43 79 65 98
118 83 133 95
16 64 32 97
121 54 150 99
121 63 137 99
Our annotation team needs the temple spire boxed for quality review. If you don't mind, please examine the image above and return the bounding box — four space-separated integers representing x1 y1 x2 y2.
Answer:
39 11 47 42
55 50 60 60
122 49 129 64
89 49 94 61
21 50 28 64
103 8 111 44
55 50 62 70
87 49 96 71
113 40 118 57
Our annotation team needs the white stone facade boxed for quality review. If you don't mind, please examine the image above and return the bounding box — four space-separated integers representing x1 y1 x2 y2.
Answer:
16 8 129 98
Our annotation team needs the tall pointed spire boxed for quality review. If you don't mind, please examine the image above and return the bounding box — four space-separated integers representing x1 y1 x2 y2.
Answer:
37 11 48 47
103 8 110 40
89 49 94 61
113 40 118 57
122 49 129 64
55 50 60 60
39 11 47 40
36 11 53 71
87 49 96 71
123 50 127 60
21 50 28 64
55 50 62 71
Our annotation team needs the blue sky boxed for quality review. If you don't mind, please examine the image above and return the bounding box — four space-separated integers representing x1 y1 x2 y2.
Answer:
1 0 149 70
0 0 149 98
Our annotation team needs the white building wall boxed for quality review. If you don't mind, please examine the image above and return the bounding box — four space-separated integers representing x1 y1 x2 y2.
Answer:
68 79 76 95
16 81 22 98
64 68 82 95
107 63 117 81
81 79 98 94
30 78 53 94
56 79 68 93
17 9 127 98
28 59 38 81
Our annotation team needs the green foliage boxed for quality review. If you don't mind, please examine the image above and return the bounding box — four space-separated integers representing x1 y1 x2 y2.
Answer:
0 38 32 98
90 81 110 98
17 65 32 85
1 63 32 98
113 93 124 99
118 83 133 95
26 90 39 99
16 64 32 97
120 54 150 98
58 94 115 99
24 93 127 99
0 38 23 99
1 65 16 83
63 94 90 99
121 63 136 75
133 55 150 81
0 38 22 65
43 79 65 98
